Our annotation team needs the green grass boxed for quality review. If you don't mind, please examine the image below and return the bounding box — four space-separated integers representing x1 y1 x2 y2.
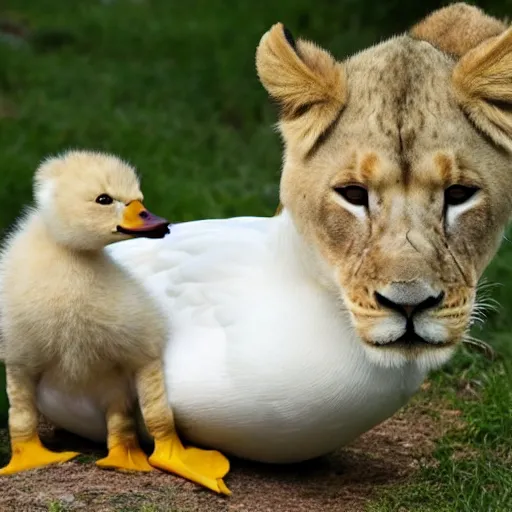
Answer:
1 1 512 511
47 501 68 512
74 453 100 464
138 506 158 512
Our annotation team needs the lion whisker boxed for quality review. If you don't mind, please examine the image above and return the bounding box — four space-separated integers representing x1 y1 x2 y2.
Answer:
461 334 497 360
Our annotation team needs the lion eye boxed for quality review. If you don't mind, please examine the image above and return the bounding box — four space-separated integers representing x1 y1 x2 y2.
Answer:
445 185 479 206
334 185 369 207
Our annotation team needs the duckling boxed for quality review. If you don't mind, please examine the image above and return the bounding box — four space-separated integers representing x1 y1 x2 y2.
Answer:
0 150 230 495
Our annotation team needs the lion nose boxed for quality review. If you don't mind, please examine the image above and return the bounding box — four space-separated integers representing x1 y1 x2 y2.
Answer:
374 281 444 319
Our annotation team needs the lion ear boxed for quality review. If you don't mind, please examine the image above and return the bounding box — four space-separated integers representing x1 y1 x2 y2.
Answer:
411 3 506 58
452 27 512 151
256 23 346 153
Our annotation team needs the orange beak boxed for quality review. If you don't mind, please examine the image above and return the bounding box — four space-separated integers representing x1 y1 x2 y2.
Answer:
117 200 170 239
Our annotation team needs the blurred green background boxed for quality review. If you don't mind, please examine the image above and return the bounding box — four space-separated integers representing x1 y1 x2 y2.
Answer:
0 0 511 466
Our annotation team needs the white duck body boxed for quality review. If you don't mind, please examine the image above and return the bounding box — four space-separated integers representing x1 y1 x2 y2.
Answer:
38 211 427 463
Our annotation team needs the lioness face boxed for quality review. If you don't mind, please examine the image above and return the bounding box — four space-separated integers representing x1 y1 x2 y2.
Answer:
257 9 512 369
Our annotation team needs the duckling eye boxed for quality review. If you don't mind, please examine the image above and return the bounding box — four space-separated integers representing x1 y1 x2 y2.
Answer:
96 194 113 205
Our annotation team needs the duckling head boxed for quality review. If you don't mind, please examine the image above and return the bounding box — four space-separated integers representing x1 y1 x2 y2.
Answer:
33 150 170 251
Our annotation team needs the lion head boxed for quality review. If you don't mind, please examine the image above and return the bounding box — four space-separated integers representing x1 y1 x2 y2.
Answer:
256 4 512 369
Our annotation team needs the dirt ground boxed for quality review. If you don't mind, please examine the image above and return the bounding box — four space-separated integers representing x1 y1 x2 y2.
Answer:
0 391 461 512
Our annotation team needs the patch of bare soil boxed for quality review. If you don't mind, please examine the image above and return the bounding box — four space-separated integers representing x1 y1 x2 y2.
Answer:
0 393 461 512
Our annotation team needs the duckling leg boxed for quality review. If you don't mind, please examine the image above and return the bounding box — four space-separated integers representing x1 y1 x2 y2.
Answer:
135 360 231 495
95 401 153 473
0 365 79 475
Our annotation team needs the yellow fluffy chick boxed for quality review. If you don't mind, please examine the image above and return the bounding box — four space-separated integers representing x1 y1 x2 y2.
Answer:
0 150 230 495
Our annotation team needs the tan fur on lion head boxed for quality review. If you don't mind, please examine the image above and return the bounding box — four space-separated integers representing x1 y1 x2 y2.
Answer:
259 3 512 363
410 3 507 58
